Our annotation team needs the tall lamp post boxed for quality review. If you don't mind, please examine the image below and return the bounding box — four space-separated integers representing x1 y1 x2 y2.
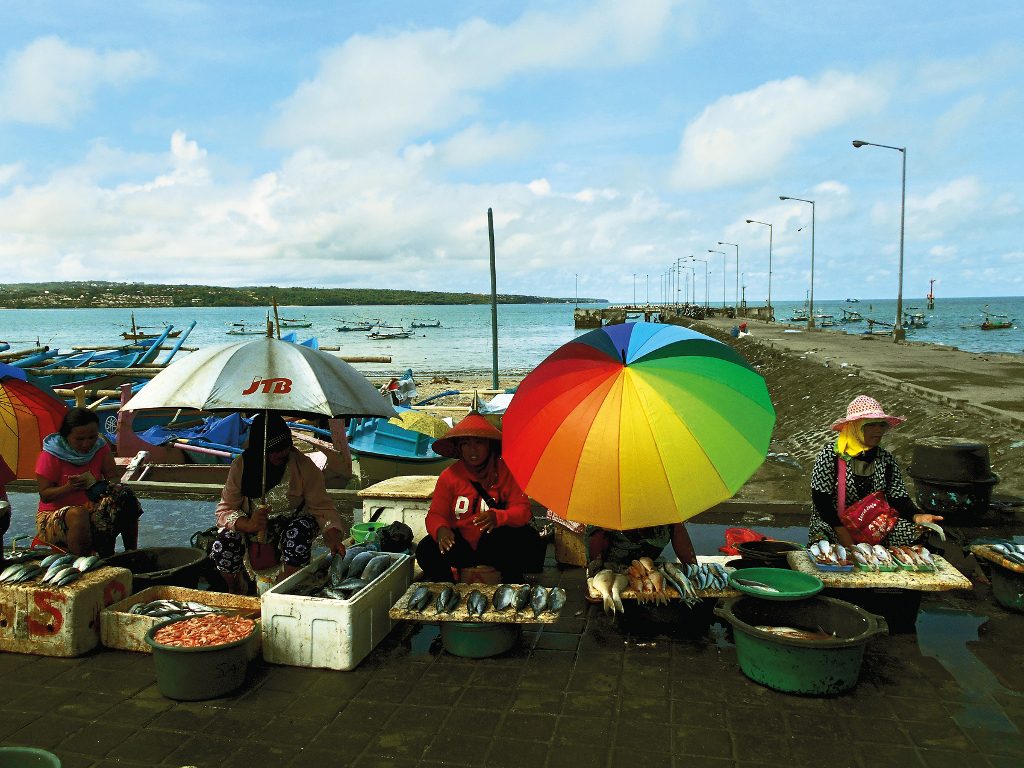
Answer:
675 258 684 309
645 274 649 305
853 139 906 342
632 273 637 306
718 241 740 313
779 195 816 329
688 257 709 309
574 273 578 308
745 219 773 321
708 249 727 310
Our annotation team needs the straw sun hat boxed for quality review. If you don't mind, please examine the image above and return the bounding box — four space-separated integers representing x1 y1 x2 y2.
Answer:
830 395 906 431
431 412 503 458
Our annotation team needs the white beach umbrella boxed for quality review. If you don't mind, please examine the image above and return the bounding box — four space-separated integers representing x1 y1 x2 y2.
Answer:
122 335 396 420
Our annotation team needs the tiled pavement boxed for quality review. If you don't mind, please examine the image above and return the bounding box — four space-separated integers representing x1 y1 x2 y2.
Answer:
3 562 1024 768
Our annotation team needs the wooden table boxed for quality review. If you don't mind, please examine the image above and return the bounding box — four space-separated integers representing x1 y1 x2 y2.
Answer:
586 556 740 602
390 582 561 624
786 551 972 591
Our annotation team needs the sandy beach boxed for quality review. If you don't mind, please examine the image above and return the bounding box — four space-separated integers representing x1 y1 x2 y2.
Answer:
400 316 1024 508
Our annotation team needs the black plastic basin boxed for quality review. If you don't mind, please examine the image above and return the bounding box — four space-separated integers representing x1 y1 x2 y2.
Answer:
100 547 208 592
908 437 998 484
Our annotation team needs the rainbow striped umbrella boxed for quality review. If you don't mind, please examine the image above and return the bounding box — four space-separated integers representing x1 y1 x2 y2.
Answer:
502 322 775 529
1 363 68 481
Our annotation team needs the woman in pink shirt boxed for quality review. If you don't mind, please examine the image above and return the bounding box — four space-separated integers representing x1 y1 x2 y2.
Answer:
416 413 544 583
36 408 143 555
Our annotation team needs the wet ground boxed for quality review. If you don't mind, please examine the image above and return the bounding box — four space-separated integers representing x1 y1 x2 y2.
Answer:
3 499 1024 767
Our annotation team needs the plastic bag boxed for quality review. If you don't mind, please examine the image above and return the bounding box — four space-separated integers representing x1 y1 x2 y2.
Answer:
839 491 898 545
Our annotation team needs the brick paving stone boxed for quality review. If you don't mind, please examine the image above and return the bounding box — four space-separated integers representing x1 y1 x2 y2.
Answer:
164 736 243 767
566 669 619 694
54 721 134 756
553 715 610 747
105 728 185 763
361 724 434 761
469 665 522 689
260 714 326 747
221 740 295 768
732 730 793 764
496 711 557 742
724 703 788 734
672 724 733 759
0 709 40 740
258 665 323 693
308 722 371 755
52 692 121 722
618 696 670 722
0 652 37 675
47 666 153 697
384 704 450 730
422 732 491 765
351 756 417 768
904 721 973 751
969 730 1024 758
670 699 728 728
9 684 79 713
671 756 733 768
49 753 91 768
545 742 610 768
612 718 671 753
989 755 1024 768
100 698 172 726
852 744 925 768
307 670 371 698
519 666 572 690
510 689 564 715
351 677 411 705
11 715 88 751
406 679 464 705
457 685 514 712
285 746 355 767
333 702 398 733
561 691 618 718
281 692 346 724
535 631 581 652
843 714 910 746
610 746 672 768
198 704 268 739
918 748 992 768
484 735 550 768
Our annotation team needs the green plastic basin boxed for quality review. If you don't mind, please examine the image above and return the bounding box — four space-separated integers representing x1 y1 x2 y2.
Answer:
715 595 888 695
351 522 386 543
729 567 823 601
990 564 1024 612
0 748 61 767
145 617 256 700
440 622 520 658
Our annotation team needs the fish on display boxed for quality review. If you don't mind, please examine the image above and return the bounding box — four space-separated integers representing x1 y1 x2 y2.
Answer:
492 584 515 611
345 551 377 580
513 584 531 612
546 586 566 614
408 585 433 612
591 569 616 614
529 584 548 617
360 554 393 582
316 577 367 600
467 589 488 619
610 573 628 614
435 586 459 614
127 599 223 619
733 577 781 594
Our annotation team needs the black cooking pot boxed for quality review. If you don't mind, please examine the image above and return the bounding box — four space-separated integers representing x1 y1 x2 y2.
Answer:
100 546 208 592
733 540 804 568
907 437 999 484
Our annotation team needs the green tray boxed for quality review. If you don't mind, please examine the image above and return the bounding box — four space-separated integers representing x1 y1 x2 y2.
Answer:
729 568 823 601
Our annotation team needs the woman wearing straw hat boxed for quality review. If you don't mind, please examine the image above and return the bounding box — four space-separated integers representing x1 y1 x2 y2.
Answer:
809 395 943 547
416 413 544 583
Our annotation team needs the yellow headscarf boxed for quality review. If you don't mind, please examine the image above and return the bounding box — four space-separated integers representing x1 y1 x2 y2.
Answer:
835 420 869 459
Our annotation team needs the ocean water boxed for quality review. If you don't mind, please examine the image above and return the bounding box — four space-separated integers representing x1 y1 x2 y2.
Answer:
0 296 1020 379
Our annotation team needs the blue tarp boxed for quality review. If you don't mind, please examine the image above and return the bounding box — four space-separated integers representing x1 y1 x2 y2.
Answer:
137 412 251 454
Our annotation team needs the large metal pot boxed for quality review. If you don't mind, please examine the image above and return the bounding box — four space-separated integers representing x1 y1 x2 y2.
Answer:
714 595 888 695
907 437 998 484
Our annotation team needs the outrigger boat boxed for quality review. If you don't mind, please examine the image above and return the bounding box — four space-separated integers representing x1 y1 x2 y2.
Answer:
410 318 442 329
279 317 313 328
368 328 414 340
839 307 863 323
980 309 1014 330
904 311 929 329
815 313 836 327
335 319 375 332
226 322 269 336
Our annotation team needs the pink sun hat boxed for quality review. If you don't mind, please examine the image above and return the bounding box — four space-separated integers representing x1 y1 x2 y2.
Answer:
830 395 906 431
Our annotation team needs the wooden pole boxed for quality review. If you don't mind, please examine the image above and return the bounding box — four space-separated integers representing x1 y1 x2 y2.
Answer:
488 207 499 390
0 345 48 361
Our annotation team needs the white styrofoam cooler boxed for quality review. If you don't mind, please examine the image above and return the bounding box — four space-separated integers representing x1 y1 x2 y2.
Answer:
356 476 437 542
261 551 413 671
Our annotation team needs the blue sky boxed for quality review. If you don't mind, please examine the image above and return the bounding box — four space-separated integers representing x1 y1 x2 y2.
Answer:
1 1 1021 303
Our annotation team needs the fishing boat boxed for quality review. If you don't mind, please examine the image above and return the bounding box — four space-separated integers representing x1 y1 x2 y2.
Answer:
368 329 414 340
410 318 442 329
279 317 312 328
226 322 268 336
335 320 375 332
904 311 929 329
120 313 181 341
345 415 452 486
981 309 1014 330
815 313 836 327
839 308 863 323
845 298 860 303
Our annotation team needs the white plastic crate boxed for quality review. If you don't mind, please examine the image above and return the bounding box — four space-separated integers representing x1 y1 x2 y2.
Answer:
260 551 413 671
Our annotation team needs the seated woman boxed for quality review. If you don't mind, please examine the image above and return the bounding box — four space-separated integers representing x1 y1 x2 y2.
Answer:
809 395 943 547
35 408 143 556
588 523 697 574
210 413 345 594
416 413 544 583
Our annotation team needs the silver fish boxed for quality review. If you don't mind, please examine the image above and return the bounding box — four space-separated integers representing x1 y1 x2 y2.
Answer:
15 564 42 583
409 585 433 612
435 586 457 614
529 584 548 617
733 578 781 593
55 571 80 587
513 584 532 611
467 589 488 618
346 550 377 579
493 585 515 611
0 563 24 582
360 553 393 582
547 587 566 614
76 555 101 573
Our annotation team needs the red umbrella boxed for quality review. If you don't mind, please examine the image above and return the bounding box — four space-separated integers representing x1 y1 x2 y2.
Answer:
1 364 68 481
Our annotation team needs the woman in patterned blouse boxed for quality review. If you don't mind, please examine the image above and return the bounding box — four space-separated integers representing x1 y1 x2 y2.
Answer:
809 395 943 547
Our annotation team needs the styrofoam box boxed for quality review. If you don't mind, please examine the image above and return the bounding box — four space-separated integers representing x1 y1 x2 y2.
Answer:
0 566 133 657
357 499 430 541
261 551 413 671
101 585 261 654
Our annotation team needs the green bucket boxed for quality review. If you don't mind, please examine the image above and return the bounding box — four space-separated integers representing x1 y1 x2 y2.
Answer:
0 747 61 767
715 595 888 695
440 622 520 658
351 522 386 543
145 617 256 700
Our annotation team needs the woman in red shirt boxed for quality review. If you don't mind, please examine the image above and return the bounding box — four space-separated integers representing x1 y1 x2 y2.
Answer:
416 413 543 583
36 408 143 555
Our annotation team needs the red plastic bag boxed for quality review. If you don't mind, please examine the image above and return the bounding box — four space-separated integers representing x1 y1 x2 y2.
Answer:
838 491 898 545
719 527 766 555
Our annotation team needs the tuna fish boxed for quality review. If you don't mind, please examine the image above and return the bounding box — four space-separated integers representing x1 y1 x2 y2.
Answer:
529 584 548 617
467 590 488 619
346 551 377 579
360 554 393 582
513 584 532 612
492 585 515 611
409 585 433 612
435 586 458 614
547 587 566 614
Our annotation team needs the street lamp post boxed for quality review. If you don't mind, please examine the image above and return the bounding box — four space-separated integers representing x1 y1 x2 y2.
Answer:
853 139 907 342
632 273 637 306
745 219 773 321
646 274 649 305
574 273 578 308
779 195 816 329
687 257 709 309
718 241 739 313
708 249 727 310
675 258 683 309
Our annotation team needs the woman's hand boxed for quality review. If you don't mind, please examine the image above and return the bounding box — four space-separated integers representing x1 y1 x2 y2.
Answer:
68 473 89 490
834 526 856 548
323 527 345 557
913 513 944 526
436 526 455 553
236 507 269 534
472 508 498 533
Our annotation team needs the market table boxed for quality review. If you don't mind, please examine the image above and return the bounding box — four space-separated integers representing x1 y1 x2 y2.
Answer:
786 551 973 591
356 475 438 541
585 556 740 602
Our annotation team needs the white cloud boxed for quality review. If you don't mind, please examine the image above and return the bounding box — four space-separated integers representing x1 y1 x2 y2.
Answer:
0 164 22 187
436 123 539 168
0 36 155 126
671 71 887 190
267 0 675 154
